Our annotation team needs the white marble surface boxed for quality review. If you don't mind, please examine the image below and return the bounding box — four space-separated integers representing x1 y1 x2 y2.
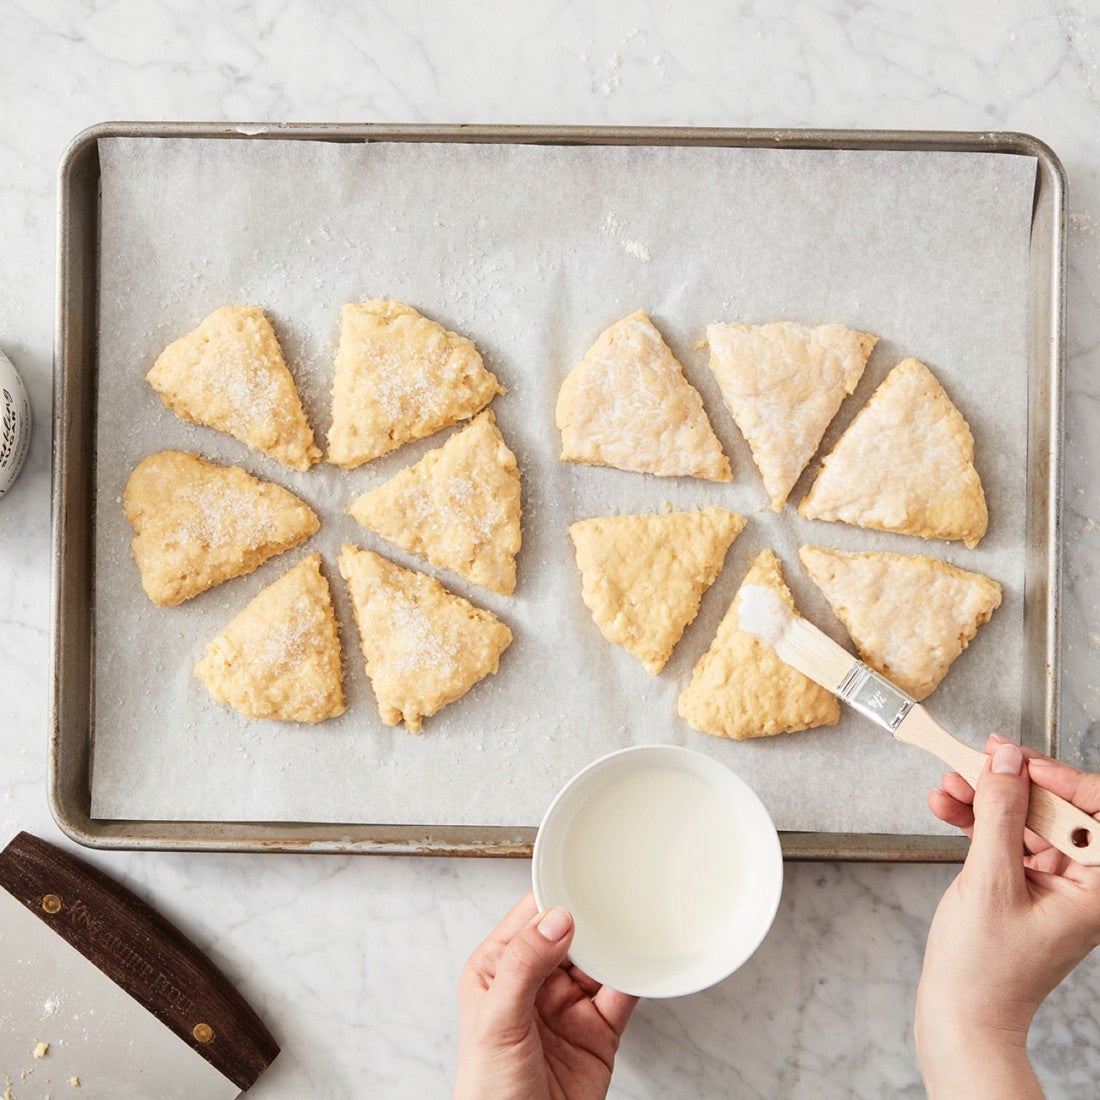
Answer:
2 1 1100 1096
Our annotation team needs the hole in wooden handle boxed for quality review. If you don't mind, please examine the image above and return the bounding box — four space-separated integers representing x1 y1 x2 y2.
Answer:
1072 828 1091 849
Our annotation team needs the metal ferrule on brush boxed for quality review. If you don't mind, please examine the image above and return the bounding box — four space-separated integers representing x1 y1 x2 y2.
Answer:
836 663 915 732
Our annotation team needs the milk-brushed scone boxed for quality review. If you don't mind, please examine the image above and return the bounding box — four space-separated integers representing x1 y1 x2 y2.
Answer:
147 305 321 472
706 321 877 510
348 410 521 595
338 545 512 733
124 451 320 606
327 299 504 469
678 549 840 740
569 507 745 674
194 553 345 723
799 545 1002 701
556 310 732 481
798 358 988 548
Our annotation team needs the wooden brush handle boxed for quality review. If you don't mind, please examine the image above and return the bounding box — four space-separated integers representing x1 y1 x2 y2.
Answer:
894 706 1100 866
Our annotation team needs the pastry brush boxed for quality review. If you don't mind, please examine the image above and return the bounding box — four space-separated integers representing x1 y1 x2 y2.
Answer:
738 585 1100 865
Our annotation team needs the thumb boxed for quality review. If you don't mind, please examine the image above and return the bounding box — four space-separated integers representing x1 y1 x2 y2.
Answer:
966 741 1029 900
481 908 574 1038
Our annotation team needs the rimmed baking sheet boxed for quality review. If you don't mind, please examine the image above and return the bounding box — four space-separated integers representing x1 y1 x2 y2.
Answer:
51 124 1064 858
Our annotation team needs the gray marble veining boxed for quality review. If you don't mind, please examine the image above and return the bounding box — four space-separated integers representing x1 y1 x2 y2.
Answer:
2 2 1099 1096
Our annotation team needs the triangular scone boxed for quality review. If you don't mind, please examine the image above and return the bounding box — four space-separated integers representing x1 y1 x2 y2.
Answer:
124 451 320 607
348 411 522 595
147 306 321 472
569 507 745 674
194 554 345 723
556 310 732 481
338 545 512 732
798 359 988 548
327 299 504 469
799 545 1002 701
706 322 877 510
678 549 840 740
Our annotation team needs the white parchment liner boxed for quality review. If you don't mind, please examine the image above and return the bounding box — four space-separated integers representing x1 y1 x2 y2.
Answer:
91 138 1036 833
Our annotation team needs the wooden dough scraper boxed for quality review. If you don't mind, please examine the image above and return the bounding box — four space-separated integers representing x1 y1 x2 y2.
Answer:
0 832 279 1097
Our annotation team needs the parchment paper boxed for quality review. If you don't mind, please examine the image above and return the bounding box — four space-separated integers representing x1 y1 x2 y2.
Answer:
91 137 1036 834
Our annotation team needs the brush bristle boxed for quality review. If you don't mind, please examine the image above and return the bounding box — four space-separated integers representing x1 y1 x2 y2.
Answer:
773 615 857 691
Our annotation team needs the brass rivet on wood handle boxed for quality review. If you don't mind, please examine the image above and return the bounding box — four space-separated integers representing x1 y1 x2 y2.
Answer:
41 894 62 914
193 1023 214 1043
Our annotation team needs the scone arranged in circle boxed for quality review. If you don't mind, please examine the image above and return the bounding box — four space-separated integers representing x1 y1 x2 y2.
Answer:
706 321 877 510
556 310 731 481
569 507 745 674
148 305 321 471
678 549 840 741
799 545 1002 701
349 410 522 596
338 545 512 733
194 553 345 723
327 299 504 469
798 358 988 549
124 451 320 606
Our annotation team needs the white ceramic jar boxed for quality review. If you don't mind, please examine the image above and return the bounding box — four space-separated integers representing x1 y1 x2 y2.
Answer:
0 350 31 498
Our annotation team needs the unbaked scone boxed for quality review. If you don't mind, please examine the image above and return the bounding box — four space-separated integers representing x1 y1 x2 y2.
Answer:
678 549 840 740
348 410 521 595
706 321 877 510
798 358 988 548
147 306 321 471
556 310 732 481
799 545 1002 701
338 545 512 732
194 553 345 723
327 299 503 469
124 451 320 606
569 507 745 674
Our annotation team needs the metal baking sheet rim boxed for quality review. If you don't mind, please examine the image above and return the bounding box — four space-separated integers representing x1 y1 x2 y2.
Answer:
50 123 1066 861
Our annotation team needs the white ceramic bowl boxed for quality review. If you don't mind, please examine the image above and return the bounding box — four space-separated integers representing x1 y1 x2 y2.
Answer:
532 745 783 998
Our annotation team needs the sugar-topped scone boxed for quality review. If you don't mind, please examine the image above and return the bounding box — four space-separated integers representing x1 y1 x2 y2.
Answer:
147 306 321 472
124 451 320 606
706 322 877 510
556 310 732 481
799 545 1002 701
678 549 840 740
327 299 503 469
569 507 745 674
348 410 521 595
798 358 988 548
194 553 345 723
338 545 512 732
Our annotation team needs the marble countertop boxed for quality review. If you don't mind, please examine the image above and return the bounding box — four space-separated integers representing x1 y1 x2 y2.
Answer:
3 2 1100 1096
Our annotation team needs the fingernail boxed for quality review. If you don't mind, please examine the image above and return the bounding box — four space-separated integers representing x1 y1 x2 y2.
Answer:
1028 755 1055 766
537 907 572 942
988 732 1010 744
992 742 1024 775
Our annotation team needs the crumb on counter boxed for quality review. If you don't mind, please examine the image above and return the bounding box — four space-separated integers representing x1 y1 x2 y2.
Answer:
33 1042 48 1058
